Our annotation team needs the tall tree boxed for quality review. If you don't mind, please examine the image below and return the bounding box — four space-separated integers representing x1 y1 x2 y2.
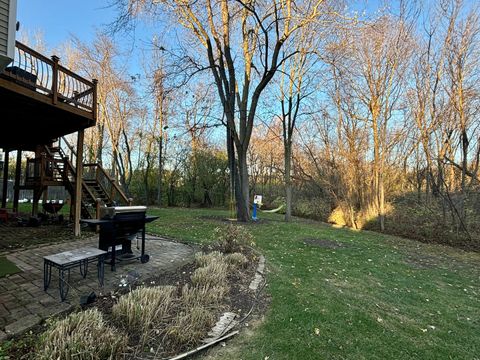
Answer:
117 0 331 221
71 33 139 195
341 13 414 231
276 22 320 221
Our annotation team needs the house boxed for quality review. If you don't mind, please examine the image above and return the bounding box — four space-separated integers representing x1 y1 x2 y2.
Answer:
0 3 131 235
0 0 17 72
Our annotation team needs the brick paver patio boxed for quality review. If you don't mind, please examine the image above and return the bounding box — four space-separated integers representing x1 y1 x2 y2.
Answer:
0 235 195 339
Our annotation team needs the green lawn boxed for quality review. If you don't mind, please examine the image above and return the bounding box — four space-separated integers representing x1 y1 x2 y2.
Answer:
146 207 480 360
0 256 21 278
4 202 71 216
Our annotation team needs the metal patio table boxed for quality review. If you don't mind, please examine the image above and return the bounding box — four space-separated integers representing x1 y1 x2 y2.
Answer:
43 247 107 301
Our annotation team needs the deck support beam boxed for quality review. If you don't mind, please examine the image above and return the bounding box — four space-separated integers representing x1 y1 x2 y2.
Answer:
32 186 42 216
1 149 9 208
31 146 42 216
74 129 84 236
13 150 22 212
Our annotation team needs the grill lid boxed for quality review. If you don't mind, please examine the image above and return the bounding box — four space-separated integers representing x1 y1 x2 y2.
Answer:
111 206 147 213
100 206 147 219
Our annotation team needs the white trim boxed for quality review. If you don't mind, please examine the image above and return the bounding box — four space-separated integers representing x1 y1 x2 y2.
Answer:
0 0 15 70
6 0 16 60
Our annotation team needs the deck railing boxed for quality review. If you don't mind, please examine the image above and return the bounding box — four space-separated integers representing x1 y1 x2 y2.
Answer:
1 41 97 115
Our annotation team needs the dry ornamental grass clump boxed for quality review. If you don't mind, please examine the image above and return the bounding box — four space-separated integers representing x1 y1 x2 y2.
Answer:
195 251 223 267
165 305 216 349
112 285 177 345
38 309 127 360
224 252 248 268
181 283 229 308
191 261 229 288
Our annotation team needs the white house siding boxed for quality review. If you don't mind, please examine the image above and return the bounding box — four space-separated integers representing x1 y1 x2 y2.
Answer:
0 0 9 55
0 0 16 71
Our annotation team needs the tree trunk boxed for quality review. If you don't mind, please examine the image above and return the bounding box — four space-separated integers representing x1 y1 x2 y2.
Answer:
459 130 468 224
157 136 163 206
96 123 104 165
284 142 292 221
379 172 385 231
144 154 151 205
236 148 250 222
226 126 237 217
372 117 382 230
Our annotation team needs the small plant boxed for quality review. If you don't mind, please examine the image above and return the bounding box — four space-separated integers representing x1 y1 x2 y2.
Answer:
38 309 127 360
224 252 248 268
166 305 216 349
191 261 229 288
214 224 254 253
112 286 177 345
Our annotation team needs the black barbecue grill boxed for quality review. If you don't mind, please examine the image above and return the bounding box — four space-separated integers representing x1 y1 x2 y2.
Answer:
81 206 159 271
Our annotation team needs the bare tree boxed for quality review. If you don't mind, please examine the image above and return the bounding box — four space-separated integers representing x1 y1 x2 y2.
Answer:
443 0 480 228
339 12 414 231
116 0 332 221
276 22 321 221
70 33 139 195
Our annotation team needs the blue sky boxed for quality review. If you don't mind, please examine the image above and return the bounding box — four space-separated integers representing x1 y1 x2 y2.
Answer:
17 0 387 50
17 0 119 45
16 0 161 83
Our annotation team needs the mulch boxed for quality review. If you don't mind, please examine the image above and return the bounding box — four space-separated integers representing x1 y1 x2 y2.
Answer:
0 220 93 252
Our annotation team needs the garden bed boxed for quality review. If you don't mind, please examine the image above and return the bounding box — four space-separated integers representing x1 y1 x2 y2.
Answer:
1 240 268 359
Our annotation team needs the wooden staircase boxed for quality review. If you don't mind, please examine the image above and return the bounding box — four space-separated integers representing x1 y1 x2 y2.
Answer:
24 137 131 219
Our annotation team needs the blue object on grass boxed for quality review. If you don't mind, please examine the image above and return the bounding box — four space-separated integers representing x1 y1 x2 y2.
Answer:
252 203 258 221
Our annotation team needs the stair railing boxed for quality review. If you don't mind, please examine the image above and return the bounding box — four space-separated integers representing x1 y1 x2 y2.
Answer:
82 163 132 206
56 136 133 216
62 159 99 218
58 136 77 165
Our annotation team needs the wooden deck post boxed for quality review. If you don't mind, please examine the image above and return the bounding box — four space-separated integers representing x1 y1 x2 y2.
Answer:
32 146 43 216
51 55 60 105
32 186 42 216
92 79 98 122
74 129 84 236
13 150 22 212
1 149 9 208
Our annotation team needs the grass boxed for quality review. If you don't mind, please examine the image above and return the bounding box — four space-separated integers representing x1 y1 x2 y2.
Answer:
0 256 21 277
3 202 71 216
146 207 480 360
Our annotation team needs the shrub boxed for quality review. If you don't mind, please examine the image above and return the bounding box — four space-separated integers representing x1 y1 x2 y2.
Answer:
214 224 254 253
112 286 177 345
191 261 229 288
38 309 127 360
327 206 348 227
293 198 331 221
166 305 216 349
224 252 248 268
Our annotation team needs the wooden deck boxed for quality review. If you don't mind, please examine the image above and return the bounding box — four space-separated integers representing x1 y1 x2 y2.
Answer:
0 41 97 151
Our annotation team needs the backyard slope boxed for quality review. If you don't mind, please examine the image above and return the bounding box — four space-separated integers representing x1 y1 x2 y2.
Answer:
147 208 480 360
